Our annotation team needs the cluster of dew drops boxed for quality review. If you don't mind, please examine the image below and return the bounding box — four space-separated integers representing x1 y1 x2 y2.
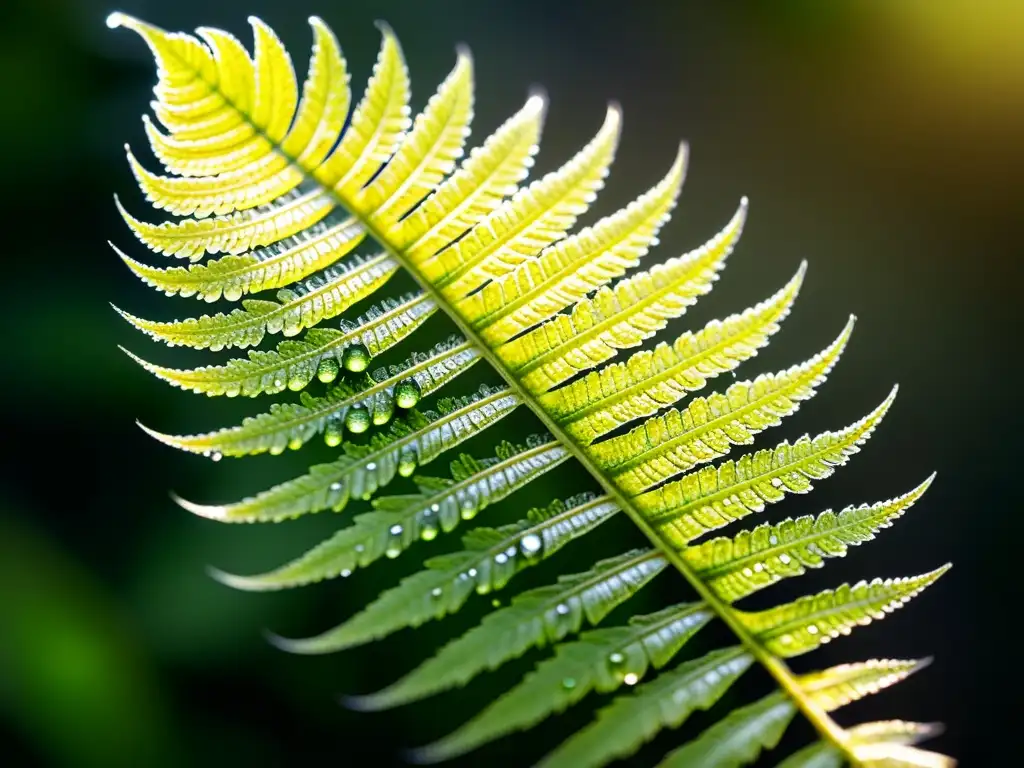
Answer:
201 342 422 464
313 343 423 454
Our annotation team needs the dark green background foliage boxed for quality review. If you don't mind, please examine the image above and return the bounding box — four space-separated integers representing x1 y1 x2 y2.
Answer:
0 0 1018 765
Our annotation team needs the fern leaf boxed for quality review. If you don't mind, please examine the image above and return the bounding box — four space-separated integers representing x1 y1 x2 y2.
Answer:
110 15 956 767
777 721 942 768
270 494 618 652
800 658 931 712
415 602 712 762
115 254 397 350
848 721 944 747
141 337 478 456
593 316 851 491
115 190 336 260
355 50 473 224
347 549 667 708
114 217 364 300
314 22 410 195
544 246 803 444
638 386 897 547
124 293 434 396
392 94 545 257
173 387 519 522
775 742 843 768
125 18 309 216
657 692 797 768
415 106 621 298
212 439 568 588
853 743 955 768
662 657 932 768
537 647 753 768
684 476 933 602
458 142 687 345
498 205 749 394
739 566 950 657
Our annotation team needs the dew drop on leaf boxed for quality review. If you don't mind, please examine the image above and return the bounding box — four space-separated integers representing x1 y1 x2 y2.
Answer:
394 378 421 409
317 357 340 383
344 404 370 433
343 343 370 372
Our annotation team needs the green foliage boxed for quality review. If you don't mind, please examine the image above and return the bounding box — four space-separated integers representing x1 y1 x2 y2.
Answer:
109 12 953 767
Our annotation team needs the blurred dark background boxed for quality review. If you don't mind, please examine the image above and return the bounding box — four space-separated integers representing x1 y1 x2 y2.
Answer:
0 0 1019 765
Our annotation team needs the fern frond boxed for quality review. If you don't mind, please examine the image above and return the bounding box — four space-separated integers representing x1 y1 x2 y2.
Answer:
538 646 754 768
800 658 931 712
115 254 397 350
391 93 545 257
211 438 568 588
110 14 954 767
115 189 337 260
140 337 477 456
347 549 667 708
414 601 712 762
415 106 621 298
114 217 364 300
497 205 747 394
458 142 687 345
778 721 942 768
739 566 950 657
173 387 519 521
638 386 897 547
684 477 933 602
271 494 619 651
543 247 805 444
657 692 797 768
124 293 434 396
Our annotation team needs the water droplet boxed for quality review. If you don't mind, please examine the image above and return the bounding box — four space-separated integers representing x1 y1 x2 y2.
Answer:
398 449 417 477
780 634 793 645
753 562 764 573
330 482 342 491
211 451 223 462
769 535 779 546
807 624 819 635
520 533 543 559
288 436 303 451
354 544 364 553
225 384 241 397
287 373 306 391
555 603 569 616
372 393 395 426
467 568 478 578
366 462 377 471
460 498 477 520
344 404 370 433
202 451 211 458
324 417 343 447
430 587 443 599
317 357 340 383
343 343 370 372
495 553 508 565
273 377 283 389
431 503 440 513
394 378 422 409
608 652 626 675
623 673 639 686
505 546 517 558
722 497 732 506
420 507 438 541
269 444 285 456
340 569 352 578
779 553 792 565
561 677 577 690
386 525 404 558
771 477 783 488
742 567 753 577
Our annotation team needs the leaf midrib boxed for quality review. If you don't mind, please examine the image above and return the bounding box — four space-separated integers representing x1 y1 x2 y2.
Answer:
142 24 859 762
